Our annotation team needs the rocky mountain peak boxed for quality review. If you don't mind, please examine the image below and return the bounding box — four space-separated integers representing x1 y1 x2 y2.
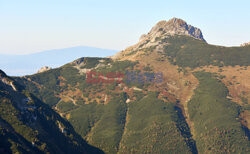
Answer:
140 17 205 42
112 18 206 60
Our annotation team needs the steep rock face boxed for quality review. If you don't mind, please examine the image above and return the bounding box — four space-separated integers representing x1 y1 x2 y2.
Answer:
112 17 206 60
140 17 205 42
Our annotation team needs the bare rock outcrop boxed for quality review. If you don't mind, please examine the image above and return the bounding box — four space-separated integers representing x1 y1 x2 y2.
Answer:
112 17 206 60
37 66 52 73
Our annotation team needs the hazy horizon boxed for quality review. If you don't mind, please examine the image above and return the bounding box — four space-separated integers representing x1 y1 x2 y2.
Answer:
0 0 250 54
0 45 118 56
0 46 118 76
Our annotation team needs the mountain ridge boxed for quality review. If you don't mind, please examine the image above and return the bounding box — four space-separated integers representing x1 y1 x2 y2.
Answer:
1 18 250 153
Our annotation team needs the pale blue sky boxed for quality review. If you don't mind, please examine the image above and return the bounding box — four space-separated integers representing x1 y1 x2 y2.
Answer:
0 0 250 54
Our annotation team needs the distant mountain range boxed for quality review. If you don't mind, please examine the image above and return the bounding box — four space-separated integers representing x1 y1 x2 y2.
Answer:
0 46 118 76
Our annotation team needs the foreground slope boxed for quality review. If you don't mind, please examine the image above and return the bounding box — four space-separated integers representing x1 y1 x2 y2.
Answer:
0 70 103 153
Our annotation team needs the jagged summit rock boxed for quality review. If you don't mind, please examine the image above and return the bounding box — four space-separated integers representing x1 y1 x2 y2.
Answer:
140 17 206 42
37 66 52 73
112 17 206 60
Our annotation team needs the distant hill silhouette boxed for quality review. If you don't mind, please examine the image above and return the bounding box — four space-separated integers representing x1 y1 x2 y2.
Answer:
0 46 117 76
